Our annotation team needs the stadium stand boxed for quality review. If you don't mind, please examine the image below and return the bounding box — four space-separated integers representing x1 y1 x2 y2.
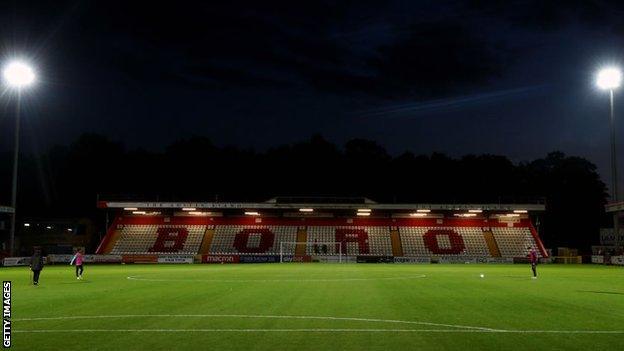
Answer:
491 226 543 258
109 224 205 254
306 226 392 256
97 215 547 259
210 225 298 255
400 227 490 258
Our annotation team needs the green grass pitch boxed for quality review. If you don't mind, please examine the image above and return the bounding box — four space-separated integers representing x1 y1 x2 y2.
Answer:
4 263 624 350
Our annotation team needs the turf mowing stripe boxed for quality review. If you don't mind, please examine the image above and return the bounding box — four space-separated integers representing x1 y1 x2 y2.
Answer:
125 274 427 282
13 329 624 334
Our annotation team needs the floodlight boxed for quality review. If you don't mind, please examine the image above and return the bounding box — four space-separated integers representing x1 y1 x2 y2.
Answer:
2 61 35 87
597 67 622 90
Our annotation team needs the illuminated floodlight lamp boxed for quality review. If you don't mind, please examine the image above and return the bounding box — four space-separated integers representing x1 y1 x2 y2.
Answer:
132 211 146 215
356 212 371 216
596 67 622 90
2 61 36 88
410 213 427 217
124 207 138 211
299 208 314 212
416 209 431 213
24 223 30 227
357 209 371 213
513 210 528 213
245 211 260 216
468 209 482 213
190 211 213 216
454 213 477 218
182 207 196 211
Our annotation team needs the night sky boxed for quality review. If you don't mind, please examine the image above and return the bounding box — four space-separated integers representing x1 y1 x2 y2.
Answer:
1 1 624 191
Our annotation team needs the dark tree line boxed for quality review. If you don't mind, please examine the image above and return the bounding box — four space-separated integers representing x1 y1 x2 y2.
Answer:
0 133 608 251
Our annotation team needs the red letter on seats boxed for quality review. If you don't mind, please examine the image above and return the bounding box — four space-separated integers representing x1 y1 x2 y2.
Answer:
423 229 465 254
149 227 189 252
335 228 370 254
233 228 275 253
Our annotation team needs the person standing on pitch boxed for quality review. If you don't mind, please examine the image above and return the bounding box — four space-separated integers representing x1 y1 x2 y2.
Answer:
70 248 84 279
30 249 44 285
528 246 538 279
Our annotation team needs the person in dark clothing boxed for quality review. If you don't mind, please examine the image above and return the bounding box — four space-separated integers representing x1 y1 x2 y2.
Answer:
30 250 44 285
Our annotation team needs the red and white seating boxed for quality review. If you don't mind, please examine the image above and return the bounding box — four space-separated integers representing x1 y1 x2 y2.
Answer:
400 226 489 258
110 224 205 254
491 227 542 257
210 225 298 255
99 215 546 260
306 226 392 256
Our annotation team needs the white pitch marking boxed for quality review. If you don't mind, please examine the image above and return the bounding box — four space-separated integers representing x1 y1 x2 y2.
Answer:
13 314 497 331
125 274 427 283
14 314 624 334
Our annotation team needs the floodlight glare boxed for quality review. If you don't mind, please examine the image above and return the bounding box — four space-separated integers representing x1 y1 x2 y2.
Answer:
2 61 36 87
596 67 622 90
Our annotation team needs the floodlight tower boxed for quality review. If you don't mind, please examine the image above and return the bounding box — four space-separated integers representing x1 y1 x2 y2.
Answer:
597 67 622 249
2 60 36 256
